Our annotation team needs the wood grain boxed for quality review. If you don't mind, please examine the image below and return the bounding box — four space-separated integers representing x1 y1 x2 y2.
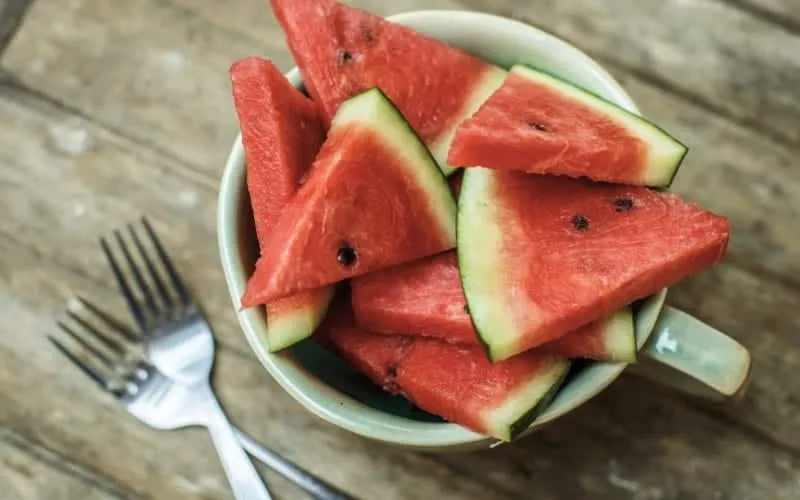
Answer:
722 0 800 32
0 82 253 358
0 431 129 500
0 0 254 178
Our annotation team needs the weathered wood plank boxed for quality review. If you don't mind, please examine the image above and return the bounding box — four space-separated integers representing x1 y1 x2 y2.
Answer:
0 0 255 178
0 431 134 500
0 83 255 359
723 0 800 33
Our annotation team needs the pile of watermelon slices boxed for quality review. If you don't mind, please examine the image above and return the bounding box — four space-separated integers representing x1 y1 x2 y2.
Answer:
229 0 730 442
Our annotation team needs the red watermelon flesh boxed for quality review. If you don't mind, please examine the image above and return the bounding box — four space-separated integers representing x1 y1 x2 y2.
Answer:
448 65 687 187
458 169 730 361
351 251 636 362
320 301 570 441
230 57 333 350
231 57 325 244
270 0 506 172
241 89 457 306
352 252 474 343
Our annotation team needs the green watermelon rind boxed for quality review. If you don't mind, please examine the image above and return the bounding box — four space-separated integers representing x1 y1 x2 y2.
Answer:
333 87 458 243
457 167 522 362
483 358 572 442
511 64 688 188
265 287 336 353
507 362 571 441
597 306 637 363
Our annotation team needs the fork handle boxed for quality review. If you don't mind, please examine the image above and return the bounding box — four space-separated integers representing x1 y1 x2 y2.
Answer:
234 429 355 500
198 386 272 500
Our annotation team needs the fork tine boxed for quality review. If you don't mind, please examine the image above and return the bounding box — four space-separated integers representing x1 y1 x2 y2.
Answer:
128 223 174 310
101 235 146 330
66 310 126 357
141 217 191 306
58 321 116 369
49 336 110 389
76 296 139 343
114 229 159 316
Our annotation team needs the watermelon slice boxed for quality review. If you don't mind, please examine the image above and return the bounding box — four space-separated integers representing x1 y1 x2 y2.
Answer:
241 88 457 306
270 0 506 174
316 303 413 389
230 56 334 350
320 302 570 441
448 65 688 187
458 168 730 361
351 251 636 362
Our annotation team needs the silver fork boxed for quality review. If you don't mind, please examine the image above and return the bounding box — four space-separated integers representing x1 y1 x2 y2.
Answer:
49 300 272 500
98 218 353 500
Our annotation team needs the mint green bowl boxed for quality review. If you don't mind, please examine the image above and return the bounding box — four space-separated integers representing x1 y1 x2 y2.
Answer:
217 10 668 451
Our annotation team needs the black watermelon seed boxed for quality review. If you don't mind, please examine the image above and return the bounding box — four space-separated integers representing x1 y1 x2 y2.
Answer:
613 197 634 212
572 214 590 232
387 365 397 378
337 244 357 266
463 304 470 314
338 50 353 64
528 121 547 131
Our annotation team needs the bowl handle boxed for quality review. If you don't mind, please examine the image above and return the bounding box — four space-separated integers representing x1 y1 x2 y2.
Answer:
628 306 752 400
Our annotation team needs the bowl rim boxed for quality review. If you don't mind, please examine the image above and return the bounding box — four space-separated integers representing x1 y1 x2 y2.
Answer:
217 9 667 449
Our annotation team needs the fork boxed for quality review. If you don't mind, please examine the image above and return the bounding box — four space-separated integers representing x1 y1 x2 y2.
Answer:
98 218 353 500
49 301 272 500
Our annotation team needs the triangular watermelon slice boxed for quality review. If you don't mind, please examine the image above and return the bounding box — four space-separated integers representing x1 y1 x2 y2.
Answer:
241 88 457 306
320 300 570 441
448 65 688 187
270 0 506 174
351 251 636 362
458 168 729 361
230 57 334 350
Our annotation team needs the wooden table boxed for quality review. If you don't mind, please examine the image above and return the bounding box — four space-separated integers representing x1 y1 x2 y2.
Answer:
1 0 798 498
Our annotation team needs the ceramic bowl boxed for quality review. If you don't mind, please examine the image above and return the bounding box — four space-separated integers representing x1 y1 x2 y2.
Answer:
217 10 667 451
